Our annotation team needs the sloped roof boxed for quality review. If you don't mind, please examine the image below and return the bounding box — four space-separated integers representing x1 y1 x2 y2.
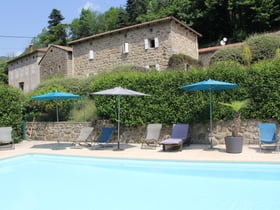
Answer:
68 16 202 45
7 47 47 63
38 44 73 65
199 42 242 54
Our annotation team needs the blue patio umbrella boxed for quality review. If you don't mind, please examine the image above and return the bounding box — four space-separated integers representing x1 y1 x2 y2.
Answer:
32 91 80 142
180 79 238 148
32 91 81 122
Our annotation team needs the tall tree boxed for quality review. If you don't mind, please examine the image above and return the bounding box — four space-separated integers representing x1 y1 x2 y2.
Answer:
126 0 149 23
70 9 106 40
47 9 67 45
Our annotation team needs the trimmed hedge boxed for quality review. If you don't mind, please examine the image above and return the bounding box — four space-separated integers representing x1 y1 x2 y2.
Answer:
90 59 280 126
0 84 23 142
26 59 280 127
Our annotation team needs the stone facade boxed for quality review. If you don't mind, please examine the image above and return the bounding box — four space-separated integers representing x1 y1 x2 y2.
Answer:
26 119 276 145
69 16 201 76
7 47 47 93
39 45 73 81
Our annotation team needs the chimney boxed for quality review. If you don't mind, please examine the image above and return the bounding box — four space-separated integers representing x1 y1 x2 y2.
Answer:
29 44 33 53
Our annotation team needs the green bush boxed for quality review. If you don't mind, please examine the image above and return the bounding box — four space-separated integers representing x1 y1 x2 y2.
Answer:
210 45 243 64
26 80 84 122
245 33 280 62
26 59 280 128
89 60 280 127
168 53 200 69
0 84 23 142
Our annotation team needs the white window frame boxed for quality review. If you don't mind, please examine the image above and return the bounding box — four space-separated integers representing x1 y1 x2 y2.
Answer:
144 37 159 49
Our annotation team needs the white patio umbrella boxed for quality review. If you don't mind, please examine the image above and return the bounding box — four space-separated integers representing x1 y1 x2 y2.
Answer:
92 87 149 150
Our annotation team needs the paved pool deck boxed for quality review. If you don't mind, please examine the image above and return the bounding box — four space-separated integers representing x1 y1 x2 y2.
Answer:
0 140 279 162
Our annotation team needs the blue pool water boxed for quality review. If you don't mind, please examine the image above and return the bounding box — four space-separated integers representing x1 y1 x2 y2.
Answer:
0 154 280 210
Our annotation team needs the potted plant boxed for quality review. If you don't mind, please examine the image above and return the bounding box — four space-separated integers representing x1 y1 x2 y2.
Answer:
219 99 250 153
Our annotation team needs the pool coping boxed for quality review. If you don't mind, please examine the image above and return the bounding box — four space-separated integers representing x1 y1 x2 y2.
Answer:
0 140 279 163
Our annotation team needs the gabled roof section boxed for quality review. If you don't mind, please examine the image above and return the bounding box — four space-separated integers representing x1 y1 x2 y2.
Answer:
7 47 47 63
68 16 202 45
38 44 73 65
49 44 72 52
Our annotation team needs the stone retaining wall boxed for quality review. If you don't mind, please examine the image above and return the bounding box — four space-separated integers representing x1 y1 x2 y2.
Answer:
26 120 279 144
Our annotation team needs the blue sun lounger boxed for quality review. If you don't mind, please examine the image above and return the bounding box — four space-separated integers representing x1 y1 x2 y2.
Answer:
258 123 279 152
160 124 189 151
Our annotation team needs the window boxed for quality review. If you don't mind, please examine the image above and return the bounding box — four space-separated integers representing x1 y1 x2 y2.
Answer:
19 82 24 91
123 43 129 54
144 37 159 49
146 64 160 71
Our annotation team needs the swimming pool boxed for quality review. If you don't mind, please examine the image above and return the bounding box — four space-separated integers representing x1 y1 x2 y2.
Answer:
0 154 280 210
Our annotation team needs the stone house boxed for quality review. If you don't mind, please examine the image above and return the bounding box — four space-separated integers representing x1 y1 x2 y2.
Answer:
7 16 201 92
68 16 202 76
39 44 73 81
7 46 47 93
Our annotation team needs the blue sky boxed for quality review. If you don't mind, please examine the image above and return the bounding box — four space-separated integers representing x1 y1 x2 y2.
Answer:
0 0 126 57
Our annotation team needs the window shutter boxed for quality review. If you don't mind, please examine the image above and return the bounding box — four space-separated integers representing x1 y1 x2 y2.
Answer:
88 50 94 60
144 39 149 49
155 64 160 71
154 37 159 48
123 43 129 53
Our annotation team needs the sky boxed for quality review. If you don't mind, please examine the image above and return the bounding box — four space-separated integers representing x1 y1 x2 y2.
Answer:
0 0 126 57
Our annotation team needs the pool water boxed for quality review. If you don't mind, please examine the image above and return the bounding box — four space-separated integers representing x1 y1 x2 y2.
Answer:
0 154 280 210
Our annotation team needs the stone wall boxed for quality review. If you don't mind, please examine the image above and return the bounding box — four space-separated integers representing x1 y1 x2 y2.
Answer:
40 46 72 81
26 120 277 144
72 19 199 76
8 50 45 93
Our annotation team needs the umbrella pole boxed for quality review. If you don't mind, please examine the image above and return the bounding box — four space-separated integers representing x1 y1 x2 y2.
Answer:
56 102 60 143
209 91 213 148
117 96 120 150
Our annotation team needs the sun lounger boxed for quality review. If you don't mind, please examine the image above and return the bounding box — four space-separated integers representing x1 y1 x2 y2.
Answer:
141 123 162 149
258 123 279 152
71 127 94 149
0 127 14 150
160 124 189 151
91 127 115 148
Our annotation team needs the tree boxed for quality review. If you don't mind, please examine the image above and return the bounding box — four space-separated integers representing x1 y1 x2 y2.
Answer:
70 9 107 40
126 0 149 24
104 7 128 31
0 60 8 84
47 9 67 45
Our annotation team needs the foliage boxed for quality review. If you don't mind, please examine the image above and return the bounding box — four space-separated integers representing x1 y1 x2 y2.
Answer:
25 79 83 121
26 1 280 51
219 99 250 136
69 98 97 122
210 46 243 64
245 33 280 62
242 44 252 66
126 0 149 24
0 84 23 142
168 54 200 69
0 60 8 84
210 34 280 65
24 58 280 129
